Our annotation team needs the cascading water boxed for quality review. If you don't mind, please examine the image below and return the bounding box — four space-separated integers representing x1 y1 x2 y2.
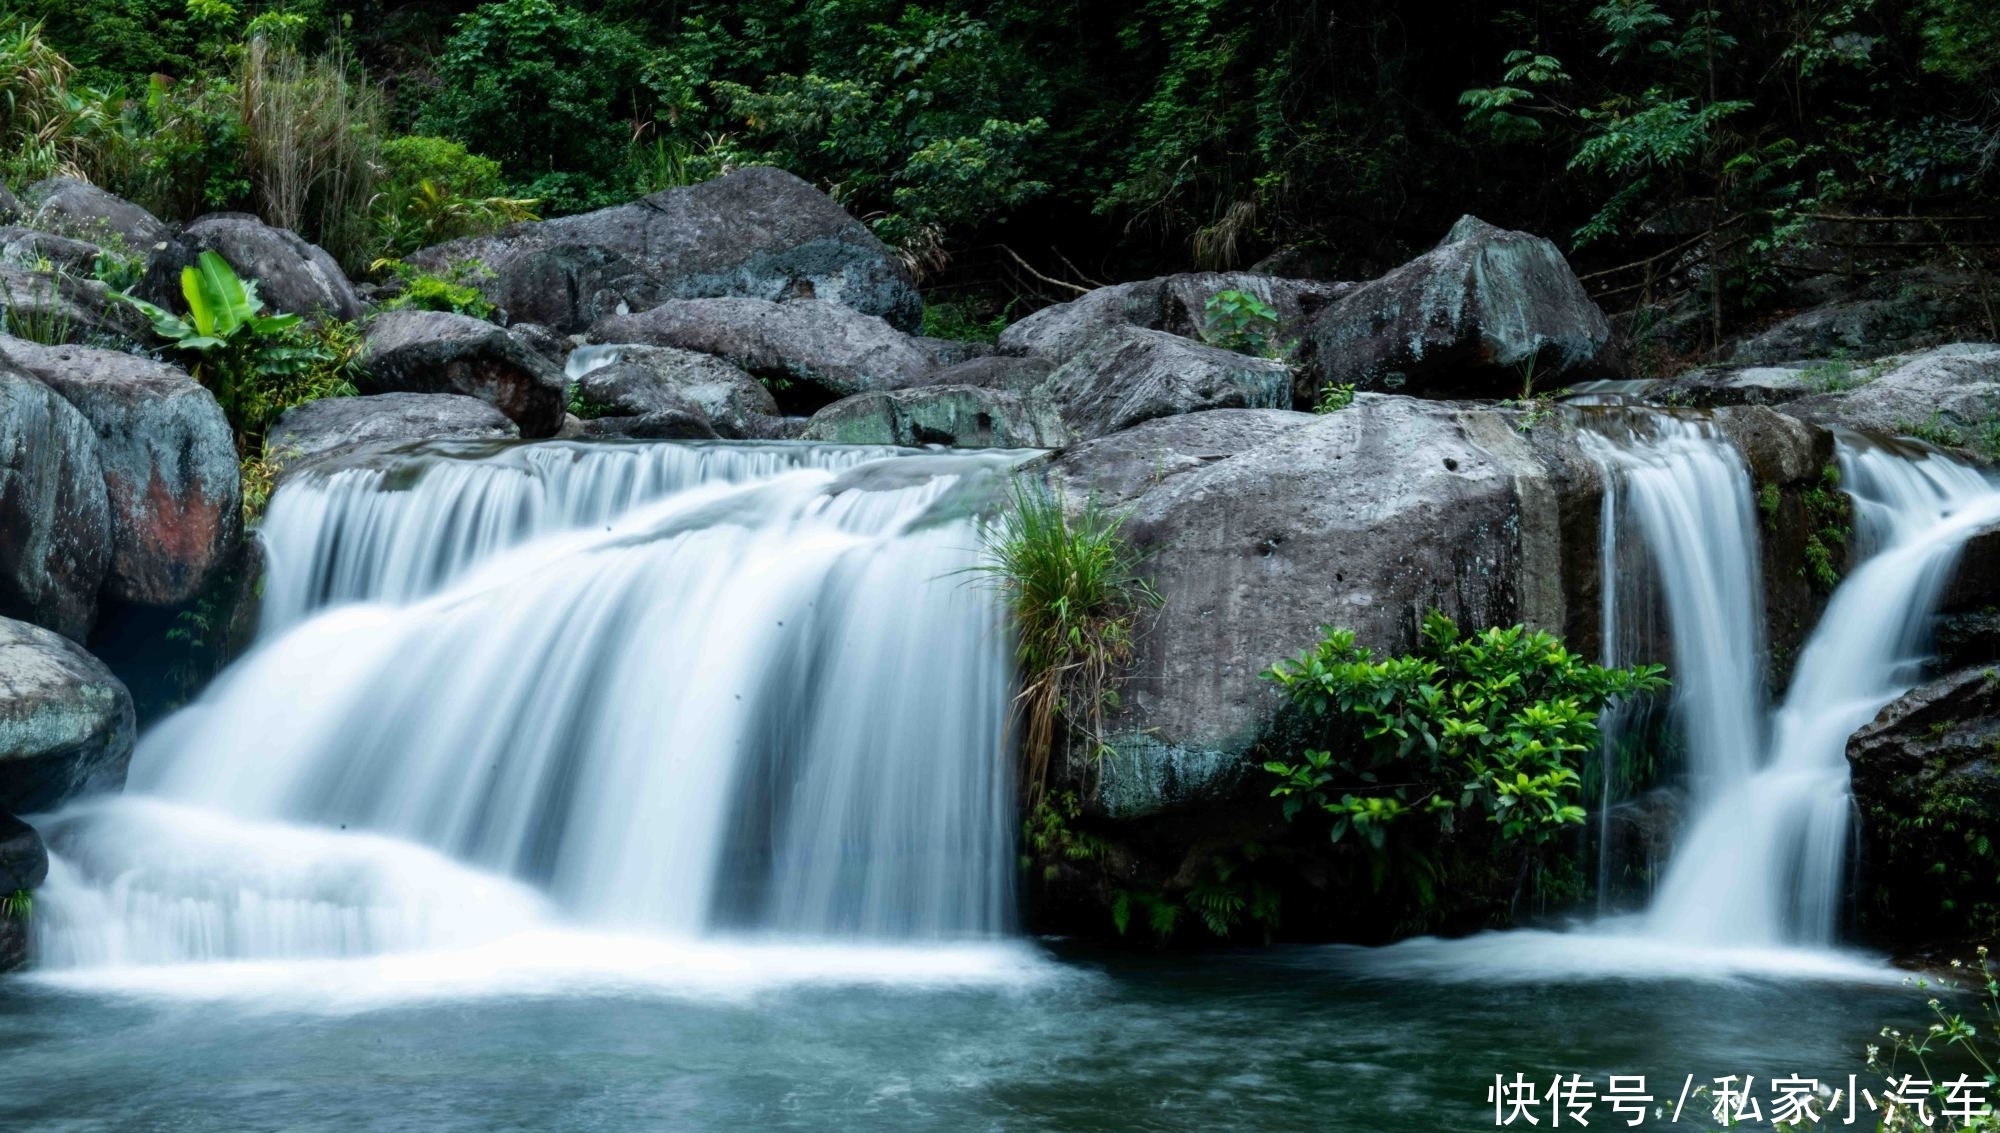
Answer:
1587 413 2000 949
32 440 1027 969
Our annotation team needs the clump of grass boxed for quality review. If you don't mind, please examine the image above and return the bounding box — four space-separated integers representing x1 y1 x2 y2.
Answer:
0 276 74 345
975 479 1159 807
1 888 30 922
1315 382 1356 413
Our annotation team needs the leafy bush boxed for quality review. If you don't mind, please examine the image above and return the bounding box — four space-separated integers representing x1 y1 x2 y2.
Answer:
115 250 357 441
1314 382 1356 413
1201 288 1280 355
375 259 497 319
372 179 538 260
976 480 1159 808
920 300 1008 345
1264 612 1666 850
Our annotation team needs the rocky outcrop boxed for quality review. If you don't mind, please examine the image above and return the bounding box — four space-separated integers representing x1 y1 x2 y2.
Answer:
0 184 19 225
1780 344 2000 444
1849 666 2000 943
0 226 105 274
0 264 150 346
589 298 934 405
1 339 240 606
506 323 572 368
1000 272 1350 364
800 385 1069 448
21 178 168 251
137 213 362 322
1733 268 1994 365
408 166 921 333
570 343 780 438
1040 326 1293 441
266 393 520 475
1042 409 1318 510
0 616 135 814
1305 215 1612 398
359 310 566 437
0 812 40 972
910 354 1054 392
0 360 110 639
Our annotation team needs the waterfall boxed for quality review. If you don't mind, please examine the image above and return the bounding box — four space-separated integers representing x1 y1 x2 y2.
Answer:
33 440 1026 968
1588 414 2000 948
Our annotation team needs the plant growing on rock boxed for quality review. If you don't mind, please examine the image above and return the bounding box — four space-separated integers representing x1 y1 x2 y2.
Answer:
1201 288 1280 355
1264 613 1665 853
975 479 1159 809
374 258 497 320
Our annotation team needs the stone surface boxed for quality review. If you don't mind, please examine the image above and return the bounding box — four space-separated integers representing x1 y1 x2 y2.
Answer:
506 322 572 368
799 385 1069 448
1305 215 1612 397
1000 272 1350 365
909 354 1054 392
588 298 934 402
1732 268 1993 365
1043 408 1318 510
1645 364 1822 408
137 213 362 322
0 184 19 225
21 178 168 251
0 359 110 639
0 616 135 814
0 226 104 274
0 264 150 346
0 338 240 606
408 166 921 332
267 393 520 475
359 309 567 437
1780 344 2000 445
570 343 778 438
1039 325 1294 440
0 812 45 892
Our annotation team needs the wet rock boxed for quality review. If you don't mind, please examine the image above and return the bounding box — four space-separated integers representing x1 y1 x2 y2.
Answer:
21 178 168 251
1305 215 1612 398
359 310 567 437
1732 268 1993 365
1000 272 1348 365
1780 344 2000 445
0 812 39 971
0 338 240 606
137 213 362 322
0 358 110 639
1043 408 1317 510
408 166 921 332
588 298 934 403
800 385 1069 448
506 322 572 368
0 184 19 225
577 407 718 440
267 392 520 475
1040 326 1293 440
0 616 135 814
570 343 778 438
909 354 1053 392
1646 364 1822 408
0 264 150 346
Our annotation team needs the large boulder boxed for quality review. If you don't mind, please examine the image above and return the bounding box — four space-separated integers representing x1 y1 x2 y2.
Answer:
1732 268 1992 365
1779 344 2000 444
137 213 362 323
569 343 780 438
0 264 150 346
408 166 921 333
0 359 111 639
1042 408 1318 510
0 339 240 606
0 616 135 814
1039 326 1294 441
21 177 168 251
0 183 20 225
267 392 520 475
1000 272 1350 365
1305 215 1612 398
909 354 1054 392
800 386 1069 448
1848 666 2000 943
359 310 566 437
588 298 935 404
0 226 104 275
0 812 40 972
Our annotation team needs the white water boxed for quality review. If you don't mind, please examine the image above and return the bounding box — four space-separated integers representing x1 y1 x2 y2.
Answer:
33 440 1029 974
1587 415 2000 949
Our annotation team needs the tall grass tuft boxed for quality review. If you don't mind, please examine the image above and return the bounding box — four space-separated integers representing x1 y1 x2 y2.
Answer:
0 22 116 185
240 37 383 271
975 479 1159 807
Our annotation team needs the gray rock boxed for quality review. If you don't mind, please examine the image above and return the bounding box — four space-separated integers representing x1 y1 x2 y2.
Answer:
137 213 362 322
1305 215 1612 397
21 177 168 251
1040 325 1294 440
0 812 44 892
0 338 240 606
1733 268 1992 364
1780 344 2000 445
571 343 777 438
0 184 19 225
1043 408 1318 510
267 393 520 475
408 166 921 332
0 226 104 274
588 298 934 400
1000 272 1350 364
578 408 718 440
360 309 567 437
506 322 572 368
0 616 135 813
909 354 1054 392
800 385 1070 448
1645 364 1825 408
0 264 150 346
0 359 110 639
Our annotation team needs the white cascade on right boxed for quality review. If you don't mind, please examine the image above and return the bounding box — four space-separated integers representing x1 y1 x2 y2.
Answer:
1645 435 2000 946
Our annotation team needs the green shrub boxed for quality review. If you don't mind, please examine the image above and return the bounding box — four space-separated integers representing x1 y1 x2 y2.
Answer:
0 888 28 922
376 259 496 319
920 300 1008 345
1201 288 1280 355
975 480 1159 808
1264 612 1666 851
1315 383 1356 413
372 179 538 261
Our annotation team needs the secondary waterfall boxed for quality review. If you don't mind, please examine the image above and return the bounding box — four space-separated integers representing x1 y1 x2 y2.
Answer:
32 440 1026 968
1588 414 2000 948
